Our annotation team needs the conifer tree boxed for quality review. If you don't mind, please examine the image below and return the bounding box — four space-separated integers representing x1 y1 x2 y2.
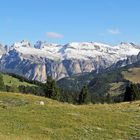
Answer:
0 73 5 91
124 83 138 102
78 85 89 104
45 76 60 100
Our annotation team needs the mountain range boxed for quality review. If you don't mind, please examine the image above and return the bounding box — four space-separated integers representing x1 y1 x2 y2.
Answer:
0 40 140 82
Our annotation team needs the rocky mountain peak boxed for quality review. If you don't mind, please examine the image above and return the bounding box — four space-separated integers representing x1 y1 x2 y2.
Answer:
0 41 140 82
12 40 32 49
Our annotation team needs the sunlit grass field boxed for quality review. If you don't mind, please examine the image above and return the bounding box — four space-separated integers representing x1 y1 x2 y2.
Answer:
122 68 140 83
0 92 140 140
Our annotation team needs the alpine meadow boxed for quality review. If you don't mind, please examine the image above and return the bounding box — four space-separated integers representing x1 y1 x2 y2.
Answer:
0 0 140 140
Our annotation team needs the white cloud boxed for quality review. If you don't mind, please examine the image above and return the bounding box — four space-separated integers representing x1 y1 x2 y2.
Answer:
107 29 121 35
46 32 64 39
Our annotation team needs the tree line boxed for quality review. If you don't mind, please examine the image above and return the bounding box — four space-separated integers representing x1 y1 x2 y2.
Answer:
0 73 90 104
0 73 140 104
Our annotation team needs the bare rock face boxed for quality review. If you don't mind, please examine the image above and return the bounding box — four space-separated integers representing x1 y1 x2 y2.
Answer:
32 64 47 82
0 41 140 82
0 44 8 57
0 50 46 82
110 52 140 69
45 59 68 80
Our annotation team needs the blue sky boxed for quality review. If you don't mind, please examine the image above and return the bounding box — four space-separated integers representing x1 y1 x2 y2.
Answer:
0 0 140 45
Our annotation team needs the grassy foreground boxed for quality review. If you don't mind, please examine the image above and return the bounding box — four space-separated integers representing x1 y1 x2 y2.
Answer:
0 93 140 140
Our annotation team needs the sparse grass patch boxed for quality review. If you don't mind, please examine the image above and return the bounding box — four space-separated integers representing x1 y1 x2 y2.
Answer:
122 68 140 83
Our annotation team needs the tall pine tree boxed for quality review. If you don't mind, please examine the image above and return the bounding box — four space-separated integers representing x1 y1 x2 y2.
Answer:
45 76 60 100
124 83 138 102
78 85 89 104
0 73 5 91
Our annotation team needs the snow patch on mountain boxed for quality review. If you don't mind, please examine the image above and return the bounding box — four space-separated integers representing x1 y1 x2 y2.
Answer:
10 41 140 61
0 41 140 81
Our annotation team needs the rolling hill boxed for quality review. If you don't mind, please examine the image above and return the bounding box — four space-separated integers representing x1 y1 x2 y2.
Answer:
0 73 46 97
0 92 140 140
122 67 140 83
2 73 36 87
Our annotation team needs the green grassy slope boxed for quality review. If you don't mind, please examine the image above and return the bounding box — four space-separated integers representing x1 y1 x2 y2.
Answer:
122 68 140 83
2 73 36 87
0 92 140 140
